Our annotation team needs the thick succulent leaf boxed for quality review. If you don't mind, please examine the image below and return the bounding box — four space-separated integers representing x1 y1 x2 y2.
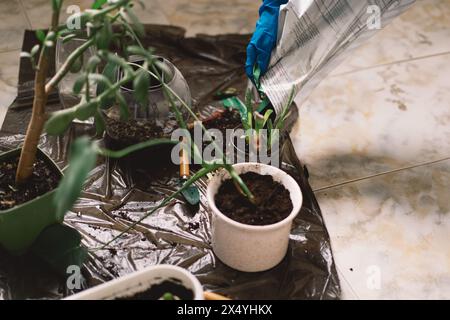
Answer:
54 137 97 220
45 108 77 136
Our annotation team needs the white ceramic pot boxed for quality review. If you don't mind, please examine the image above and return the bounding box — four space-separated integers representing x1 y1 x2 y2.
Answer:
207 163 302 272
65 265 204 300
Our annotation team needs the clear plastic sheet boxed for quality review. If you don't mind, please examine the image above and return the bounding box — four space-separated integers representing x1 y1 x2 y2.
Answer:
0 26 340 300
262 0 416 113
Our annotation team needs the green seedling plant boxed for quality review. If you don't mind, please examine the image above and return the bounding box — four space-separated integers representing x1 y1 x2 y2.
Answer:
229 87 295 154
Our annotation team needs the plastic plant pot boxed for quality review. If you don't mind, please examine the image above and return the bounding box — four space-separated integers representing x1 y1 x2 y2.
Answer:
66 265 204 300
207 163 302 272
0 148 63 254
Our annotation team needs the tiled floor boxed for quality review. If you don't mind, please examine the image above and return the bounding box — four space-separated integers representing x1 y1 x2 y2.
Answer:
290 0 450 299
0 0 449 299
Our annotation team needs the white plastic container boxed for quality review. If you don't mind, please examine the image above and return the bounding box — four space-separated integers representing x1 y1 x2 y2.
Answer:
207 162 302 272
65 265 203 300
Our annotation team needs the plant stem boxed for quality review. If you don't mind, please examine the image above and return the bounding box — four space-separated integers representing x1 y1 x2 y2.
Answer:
15 5 61 185
45 38 95 94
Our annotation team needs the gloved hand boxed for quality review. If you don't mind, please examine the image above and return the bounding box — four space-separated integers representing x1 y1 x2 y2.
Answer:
246 0 288 81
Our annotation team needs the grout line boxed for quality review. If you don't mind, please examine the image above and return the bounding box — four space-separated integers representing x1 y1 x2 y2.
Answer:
313 156 450 192
17 0 33 29
330 51 450 77
335 264 360 300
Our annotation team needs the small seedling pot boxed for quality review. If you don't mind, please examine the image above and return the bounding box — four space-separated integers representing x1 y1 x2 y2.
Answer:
0 148 63 254
207 163 302 272
66 264 204 300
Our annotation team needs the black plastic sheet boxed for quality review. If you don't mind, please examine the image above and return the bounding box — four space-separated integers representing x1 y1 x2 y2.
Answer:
0 26 340 300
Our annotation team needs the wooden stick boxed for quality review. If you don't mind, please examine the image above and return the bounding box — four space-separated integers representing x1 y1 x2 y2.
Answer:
204 291 231 300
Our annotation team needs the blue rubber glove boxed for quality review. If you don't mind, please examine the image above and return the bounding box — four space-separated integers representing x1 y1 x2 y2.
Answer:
246 0 288 80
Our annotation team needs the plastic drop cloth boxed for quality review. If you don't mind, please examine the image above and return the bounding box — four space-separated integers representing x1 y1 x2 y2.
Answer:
0 26 340 300
262 0 416 113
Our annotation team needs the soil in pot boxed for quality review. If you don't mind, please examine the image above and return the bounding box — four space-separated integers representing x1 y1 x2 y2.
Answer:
116 278 194 300
214 172 293 226
105 116 167 145
0 154 60 211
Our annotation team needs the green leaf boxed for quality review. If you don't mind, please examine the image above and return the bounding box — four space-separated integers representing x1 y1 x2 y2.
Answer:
20 52 32 59
86 55 101 72
100 51 133 74
30 44 40 57
274 86 295 130
94 111 106 136
95 18 112 50
35 30 46 43
256 98 270 113
88 73 112 87
262 109 273 127
52 0 63 11
44 40 54 48
97 61 118 109
133 69 149 107
54 137 97 219
92 0 107 9
222 96 248 128
45 108 77 135
72 75 85 95
116 92 130 120
75 100 98 120
254 111 265 131
31 224 87 276
70 55 84 73
97 61 117 93
253 64 262 89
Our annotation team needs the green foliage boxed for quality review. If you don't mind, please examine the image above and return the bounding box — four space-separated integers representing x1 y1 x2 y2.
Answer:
92 0 108 9
35 30 46 43
133 67 150 107
45 108 77 135
54 137 97 220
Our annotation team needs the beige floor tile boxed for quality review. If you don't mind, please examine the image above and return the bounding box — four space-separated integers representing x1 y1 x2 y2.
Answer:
0 50 20 129
0 0 30 52
154 0 259 36
315 159 450 299
291 52 450 190
334 0 450 74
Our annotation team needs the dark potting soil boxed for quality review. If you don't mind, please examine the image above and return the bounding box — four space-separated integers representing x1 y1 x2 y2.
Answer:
215 172 293 226
0 154 60 211
202 108 242 133
105 117 167 144
116 278 194 300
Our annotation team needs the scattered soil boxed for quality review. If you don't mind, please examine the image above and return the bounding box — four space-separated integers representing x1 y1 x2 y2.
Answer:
117 278 194 300
0 153 60 211
215 172 293 226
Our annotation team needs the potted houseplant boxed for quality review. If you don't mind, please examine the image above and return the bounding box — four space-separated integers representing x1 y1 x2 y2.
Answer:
0 0 176 253
207 162 302 272
65 264 204 300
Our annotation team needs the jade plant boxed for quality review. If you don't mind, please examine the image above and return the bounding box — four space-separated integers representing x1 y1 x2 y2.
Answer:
15 0 184 206
3 0 254 260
